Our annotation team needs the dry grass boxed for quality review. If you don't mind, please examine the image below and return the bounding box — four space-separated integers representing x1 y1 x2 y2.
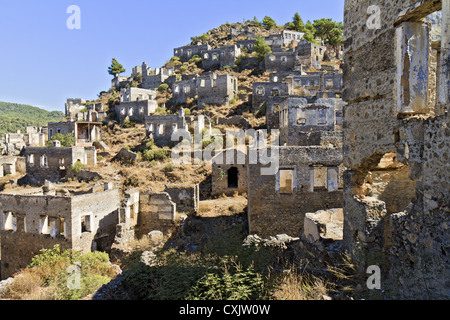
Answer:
271 268 331 300
5 270 58 300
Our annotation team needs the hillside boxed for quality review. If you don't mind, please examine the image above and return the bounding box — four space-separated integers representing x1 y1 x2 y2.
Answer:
0 101 64 135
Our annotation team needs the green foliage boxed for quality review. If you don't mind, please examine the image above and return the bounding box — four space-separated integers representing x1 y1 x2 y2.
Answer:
262 16 277 29
188 55 202 65
122 119 136 128
188 261 265 300
108 58 126 76
164 163 174 172
0 102 64 136
179 65 188 73
71 160 85 175
142 148 169 162
47 133 75 147
254 34 271 61
191 33 210 45
252 16 262 26
27 245 116 300
154 107 168 115
289 12 306 32
184 108 191 115
312 18 343 46
158 83 169 92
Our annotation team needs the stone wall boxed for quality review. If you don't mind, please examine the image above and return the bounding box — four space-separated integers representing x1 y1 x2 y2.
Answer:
0 187 120 279
197 74 238 109
164 183 199 214
211 150 248 197
342 0 448 298
247 146 344 237
115 100 158 124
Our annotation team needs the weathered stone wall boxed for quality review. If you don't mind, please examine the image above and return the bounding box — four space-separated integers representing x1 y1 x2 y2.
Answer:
0 187 120 279
197 74 238 109
264 51 298 72
115 100 158 124
136 191 177 237
211 150 248 197
252 82 291 110
342 0 448 298
247 146 344 237
164 183 199 214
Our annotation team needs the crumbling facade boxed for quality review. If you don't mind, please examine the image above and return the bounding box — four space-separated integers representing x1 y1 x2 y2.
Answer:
247 146 344 237
211 149 248 197
23 145 96 183
0 185 121 279
343 0 448 299
197 73 238 108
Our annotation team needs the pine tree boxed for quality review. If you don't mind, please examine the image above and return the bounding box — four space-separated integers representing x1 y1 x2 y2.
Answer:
254 34 271 60
291 12 306 32
262 16 277 29
108 58 126 77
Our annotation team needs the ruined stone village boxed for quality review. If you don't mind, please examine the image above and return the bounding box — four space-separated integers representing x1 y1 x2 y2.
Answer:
0 0 448 301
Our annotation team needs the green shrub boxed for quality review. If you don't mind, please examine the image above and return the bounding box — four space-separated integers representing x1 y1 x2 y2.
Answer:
158 84 169 92
187 261 265 300
71 160 84 175
164 164 174 172
25 245 117 300
142 148 169 162
47 133 76 147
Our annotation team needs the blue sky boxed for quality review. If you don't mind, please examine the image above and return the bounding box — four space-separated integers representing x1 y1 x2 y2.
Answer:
0 0 344 112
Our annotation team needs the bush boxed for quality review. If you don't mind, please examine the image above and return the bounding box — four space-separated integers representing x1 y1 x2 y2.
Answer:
187 261 265 300
11 245 118 300
142 148 169 162
47 133 75 147
158 84 169 92
71 160 84 175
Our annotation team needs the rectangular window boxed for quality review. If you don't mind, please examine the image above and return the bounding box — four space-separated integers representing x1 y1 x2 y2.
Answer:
327 167 339 191
2 212 16 231
313 166 328 190
81 215 91 233
279 169 294 194
317 108 327 125
395 21 430 114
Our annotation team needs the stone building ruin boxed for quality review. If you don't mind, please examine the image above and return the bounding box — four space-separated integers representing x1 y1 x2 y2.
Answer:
342 0 448 299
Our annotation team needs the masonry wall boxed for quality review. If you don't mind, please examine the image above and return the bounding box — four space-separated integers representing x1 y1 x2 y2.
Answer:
264 51 298 72
145 113 188 147
0 194 72 279
136 191 177 237
115 100 158 124
252 82 291 110
342 0 448 298
197 74 238 108
164 183 199 214
247 147 344 237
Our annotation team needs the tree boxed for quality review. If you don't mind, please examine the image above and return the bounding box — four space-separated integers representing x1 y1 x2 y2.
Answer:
252 16 262 26
289 12 306 32
312 18 343 47
262 16 277 29
254 34 271 60
108 58 126 77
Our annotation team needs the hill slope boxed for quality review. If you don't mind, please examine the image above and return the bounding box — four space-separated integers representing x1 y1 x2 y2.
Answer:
0 101 64 135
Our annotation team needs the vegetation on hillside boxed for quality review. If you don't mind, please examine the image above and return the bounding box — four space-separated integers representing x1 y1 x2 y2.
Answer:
1 245 119 300
0 101 64 135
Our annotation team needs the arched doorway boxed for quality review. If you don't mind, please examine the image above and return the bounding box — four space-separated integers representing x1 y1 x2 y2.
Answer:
227 167 238 188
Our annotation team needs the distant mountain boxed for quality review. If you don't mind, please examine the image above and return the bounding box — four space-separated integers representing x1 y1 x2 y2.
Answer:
0 101 64 135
